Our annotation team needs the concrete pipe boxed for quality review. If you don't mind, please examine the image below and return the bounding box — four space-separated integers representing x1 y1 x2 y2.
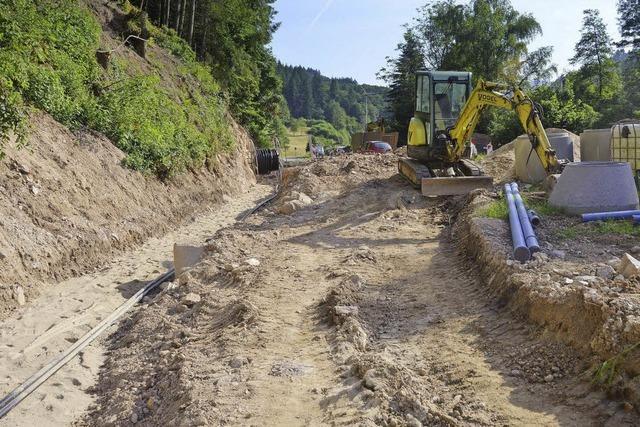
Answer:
549 161 640 215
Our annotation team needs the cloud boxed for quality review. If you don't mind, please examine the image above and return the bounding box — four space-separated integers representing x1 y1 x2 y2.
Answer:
307 0 335 31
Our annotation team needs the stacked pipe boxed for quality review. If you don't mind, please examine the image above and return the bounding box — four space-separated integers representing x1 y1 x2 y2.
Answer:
505 183 541 262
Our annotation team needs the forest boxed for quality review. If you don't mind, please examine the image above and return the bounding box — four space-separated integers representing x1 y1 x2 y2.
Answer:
379 0 640 145
277 63 387 136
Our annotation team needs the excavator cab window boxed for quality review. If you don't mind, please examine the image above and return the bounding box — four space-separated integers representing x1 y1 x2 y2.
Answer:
433 81 468 133
415 75 431 114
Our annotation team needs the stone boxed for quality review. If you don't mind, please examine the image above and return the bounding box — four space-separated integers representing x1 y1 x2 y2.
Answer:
631 246 640 255
596 265 616 280
229 356 248 369
550 249 566 260
544 374 554 382
334 305 359 317
606 258 621 269
13 286 25 306
182 292 201 307
278 200 305 215
130 412 139 424
574 275 597 283
362 369 383 391
404 414 422 427
620 253 640 278
297 192 313 205
160 281 177 292
245 258 260 267
564 278 574 285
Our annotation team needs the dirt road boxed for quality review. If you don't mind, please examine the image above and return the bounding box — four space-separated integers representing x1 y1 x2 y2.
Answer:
0 183 272 426
83 156 633 426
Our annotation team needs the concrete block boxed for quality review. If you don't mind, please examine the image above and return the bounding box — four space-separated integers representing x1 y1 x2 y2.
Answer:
549 162 639 215
620 253 640 278
173 243 205 277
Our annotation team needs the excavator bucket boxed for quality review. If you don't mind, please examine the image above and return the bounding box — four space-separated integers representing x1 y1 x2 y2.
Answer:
421 176 494 196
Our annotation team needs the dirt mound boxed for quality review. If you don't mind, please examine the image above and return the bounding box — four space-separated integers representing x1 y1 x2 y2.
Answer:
83 228 266 426
0 112 255 318
481 140 516 184
275 153 398 214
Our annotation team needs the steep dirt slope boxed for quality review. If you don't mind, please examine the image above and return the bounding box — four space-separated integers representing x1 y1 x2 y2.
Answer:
0 0 260 317
0 111 255 318
83 155 633 426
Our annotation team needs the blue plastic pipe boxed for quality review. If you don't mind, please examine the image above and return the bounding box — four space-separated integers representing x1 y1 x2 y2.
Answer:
582 210 640 222
510 183 541 253
505 184 531 262
527 209 541 227
632 214 640 224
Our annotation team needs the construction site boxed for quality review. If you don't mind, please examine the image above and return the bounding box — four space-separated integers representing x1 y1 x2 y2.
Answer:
2 0 640 426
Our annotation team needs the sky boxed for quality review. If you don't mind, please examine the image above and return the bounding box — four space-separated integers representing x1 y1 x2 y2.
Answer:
271 0 621 86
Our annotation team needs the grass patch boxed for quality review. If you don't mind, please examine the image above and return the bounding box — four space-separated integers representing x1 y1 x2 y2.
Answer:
478 198 508 220
477 193 563 221
282 127 311 158
558 220 640 239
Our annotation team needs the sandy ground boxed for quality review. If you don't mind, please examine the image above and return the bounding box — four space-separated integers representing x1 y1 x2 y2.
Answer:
81 155 634 426
0 183 272 426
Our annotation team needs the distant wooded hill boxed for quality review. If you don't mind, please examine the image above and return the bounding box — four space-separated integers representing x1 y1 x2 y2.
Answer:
277 63 388 134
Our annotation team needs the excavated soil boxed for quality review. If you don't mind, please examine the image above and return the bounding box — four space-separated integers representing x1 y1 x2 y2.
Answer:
83 154 636 426
456 192 640 413
0 112 255 319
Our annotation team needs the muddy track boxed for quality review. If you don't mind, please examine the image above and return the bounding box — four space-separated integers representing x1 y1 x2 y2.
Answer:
82 156 634 426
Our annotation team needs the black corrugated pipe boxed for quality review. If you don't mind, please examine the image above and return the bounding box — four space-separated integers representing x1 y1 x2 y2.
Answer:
256 148 279 175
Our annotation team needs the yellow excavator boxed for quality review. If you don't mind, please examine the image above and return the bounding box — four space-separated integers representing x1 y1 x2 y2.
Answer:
399 70 565 195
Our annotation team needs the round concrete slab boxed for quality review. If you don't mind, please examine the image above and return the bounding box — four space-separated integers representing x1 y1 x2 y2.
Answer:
549 161 639 215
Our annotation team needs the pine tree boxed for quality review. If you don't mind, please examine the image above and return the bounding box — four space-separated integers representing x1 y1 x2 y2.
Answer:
378 29 425 143
571 9 619 102
617 0 640 54
569 9 615 99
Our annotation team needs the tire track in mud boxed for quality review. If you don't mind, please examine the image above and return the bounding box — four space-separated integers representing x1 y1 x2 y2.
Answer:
80 156 635 426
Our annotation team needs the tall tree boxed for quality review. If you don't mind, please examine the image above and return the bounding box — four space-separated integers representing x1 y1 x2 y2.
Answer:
617 0 640 54
378 29 425 143
413 0 542 82
570 9 618 101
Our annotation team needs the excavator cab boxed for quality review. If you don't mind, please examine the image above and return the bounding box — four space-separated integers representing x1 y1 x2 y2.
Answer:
413 71 472 150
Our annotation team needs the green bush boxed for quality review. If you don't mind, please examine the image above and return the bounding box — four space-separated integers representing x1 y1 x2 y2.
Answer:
0 0 232 177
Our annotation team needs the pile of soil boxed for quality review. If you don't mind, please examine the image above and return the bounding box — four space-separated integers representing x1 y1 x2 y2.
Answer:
84 153 634 426
481 141 516 184
0 112 255 318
